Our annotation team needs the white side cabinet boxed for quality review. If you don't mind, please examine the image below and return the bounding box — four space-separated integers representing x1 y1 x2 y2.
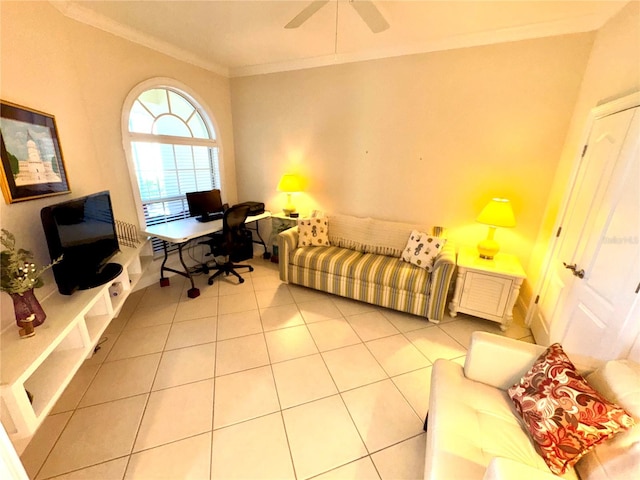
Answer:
269 213 299 262
449 246 526 330
0 242 152 452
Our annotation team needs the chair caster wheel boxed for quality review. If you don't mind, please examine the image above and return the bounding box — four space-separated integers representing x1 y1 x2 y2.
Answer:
239 278 245 284
160 278 170 287
208 279 214 286
249 266 254 272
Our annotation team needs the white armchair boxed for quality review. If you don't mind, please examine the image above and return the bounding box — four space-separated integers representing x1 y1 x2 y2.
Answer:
424 332 639 480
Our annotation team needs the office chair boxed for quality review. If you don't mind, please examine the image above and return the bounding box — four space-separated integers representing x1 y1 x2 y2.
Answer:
202 204 254 285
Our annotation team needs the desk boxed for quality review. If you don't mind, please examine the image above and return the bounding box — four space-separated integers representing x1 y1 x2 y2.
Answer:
143 211 271 298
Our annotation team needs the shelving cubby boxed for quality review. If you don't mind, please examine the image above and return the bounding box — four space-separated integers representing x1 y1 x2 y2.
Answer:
0 241 152 452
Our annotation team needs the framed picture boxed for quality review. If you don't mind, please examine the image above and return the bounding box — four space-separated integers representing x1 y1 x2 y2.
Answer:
0 101 70 203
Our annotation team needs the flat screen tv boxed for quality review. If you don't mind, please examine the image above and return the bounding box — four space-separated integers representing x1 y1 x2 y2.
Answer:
41 191 122 295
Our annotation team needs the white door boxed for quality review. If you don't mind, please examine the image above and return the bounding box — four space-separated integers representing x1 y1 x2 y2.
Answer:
531 98 640 366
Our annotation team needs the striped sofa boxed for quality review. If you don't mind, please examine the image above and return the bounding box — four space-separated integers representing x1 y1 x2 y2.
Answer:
278 214 456 323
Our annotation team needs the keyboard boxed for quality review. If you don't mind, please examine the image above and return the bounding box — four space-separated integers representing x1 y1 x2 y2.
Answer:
196 212 224 222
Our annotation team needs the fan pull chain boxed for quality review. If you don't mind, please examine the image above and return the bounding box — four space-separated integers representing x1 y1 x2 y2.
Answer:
334 0 339 56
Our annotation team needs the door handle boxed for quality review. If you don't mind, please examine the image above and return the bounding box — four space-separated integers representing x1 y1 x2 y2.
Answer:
563 262 585 279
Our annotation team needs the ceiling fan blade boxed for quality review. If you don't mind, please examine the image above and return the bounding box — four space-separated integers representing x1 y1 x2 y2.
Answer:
350 0 389 33
285 1 330 29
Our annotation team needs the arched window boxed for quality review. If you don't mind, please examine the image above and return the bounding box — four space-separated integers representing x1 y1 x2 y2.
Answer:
123 82 221 252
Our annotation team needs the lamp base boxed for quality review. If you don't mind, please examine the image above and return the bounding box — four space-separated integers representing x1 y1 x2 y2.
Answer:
477 226 499 260
283 193 296 217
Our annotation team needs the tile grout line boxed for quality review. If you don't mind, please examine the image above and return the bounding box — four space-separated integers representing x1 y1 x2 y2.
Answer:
121 283 182 478
268 288 369 479
300 297 380 477
209 284 222 479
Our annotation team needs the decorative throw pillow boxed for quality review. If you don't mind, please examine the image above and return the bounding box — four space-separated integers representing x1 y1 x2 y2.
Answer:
508 343 635 475
297 217 330 247
400 230 445 272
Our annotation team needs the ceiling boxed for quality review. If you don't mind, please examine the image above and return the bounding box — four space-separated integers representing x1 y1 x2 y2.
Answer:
51 1 630 77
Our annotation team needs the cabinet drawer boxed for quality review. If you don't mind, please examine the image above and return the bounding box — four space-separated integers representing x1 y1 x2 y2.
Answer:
459 271 513 317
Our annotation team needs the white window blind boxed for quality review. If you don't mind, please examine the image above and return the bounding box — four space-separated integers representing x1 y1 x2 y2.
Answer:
127 87 220 253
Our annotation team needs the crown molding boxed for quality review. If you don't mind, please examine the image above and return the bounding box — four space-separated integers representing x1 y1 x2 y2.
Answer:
230 12 607 77
49 1 229 77
49 1 608 80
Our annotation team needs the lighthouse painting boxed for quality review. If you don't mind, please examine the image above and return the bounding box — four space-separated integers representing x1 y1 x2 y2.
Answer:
0 101 70 203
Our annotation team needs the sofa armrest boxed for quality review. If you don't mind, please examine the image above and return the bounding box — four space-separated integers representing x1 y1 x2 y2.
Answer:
464 332 546 390
427 242 456 321
483 458 560 480
277 226 298 283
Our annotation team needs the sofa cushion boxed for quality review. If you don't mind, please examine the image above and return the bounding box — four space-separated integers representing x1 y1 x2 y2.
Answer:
585 359 640 418
297 217 330 247
290 246 363 274
400 230 445 272
575 360 640 480
483 458 564 480
508 344 635 475
425 359 564 480
351 252 430 293
464 332 547 390
328 213 429 257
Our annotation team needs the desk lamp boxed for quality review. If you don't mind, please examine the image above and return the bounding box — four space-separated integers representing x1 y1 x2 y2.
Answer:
476 198 516 259
277 173 303 216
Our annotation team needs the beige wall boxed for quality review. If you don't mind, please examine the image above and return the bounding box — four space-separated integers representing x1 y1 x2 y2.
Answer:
0 1 236 329
526 3 640 325
230 33 594 300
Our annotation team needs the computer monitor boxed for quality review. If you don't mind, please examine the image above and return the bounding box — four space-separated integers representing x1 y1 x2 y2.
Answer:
186 189 224 222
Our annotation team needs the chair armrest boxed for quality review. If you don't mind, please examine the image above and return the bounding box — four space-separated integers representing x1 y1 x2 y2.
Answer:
464 332 546 390
483 458 560 480
277 226 298 283
427 242 456 321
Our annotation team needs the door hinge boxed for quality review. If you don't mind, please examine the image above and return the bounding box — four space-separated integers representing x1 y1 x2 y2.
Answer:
535 295 540 304
556 226 562 238
581 144 588 157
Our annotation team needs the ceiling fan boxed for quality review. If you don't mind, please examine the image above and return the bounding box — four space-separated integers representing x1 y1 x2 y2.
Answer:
285 0 390 34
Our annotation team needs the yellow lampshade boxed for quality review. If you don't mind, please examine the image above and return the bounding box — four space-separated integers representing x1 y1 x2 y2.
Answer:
476 198 516 259
277 174 303 193
277 174 303 215
476 198 516 228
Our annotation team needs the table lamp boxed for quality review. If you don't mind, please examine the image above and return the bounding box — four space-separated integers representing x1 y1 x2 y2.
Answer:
277 173 303 216
476 197 516 259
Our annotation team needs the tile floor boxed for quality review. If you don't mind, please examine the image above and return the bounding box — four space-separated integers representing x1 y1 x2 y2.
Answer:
19 258 533 480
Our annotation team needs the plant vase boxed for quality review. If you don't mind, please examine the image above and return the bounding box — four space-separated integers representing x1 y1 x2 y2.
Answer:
10 289 46 327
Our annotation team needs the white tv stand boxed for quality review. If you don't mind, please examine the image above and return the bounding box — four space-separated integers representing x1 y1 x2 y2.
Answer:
0 242 152 453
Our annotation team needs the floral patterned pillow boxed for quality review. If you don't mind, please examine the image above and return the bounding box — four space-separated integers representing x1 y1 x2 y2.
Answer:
401 230 445 272
508 344 635 475
297 218 330 247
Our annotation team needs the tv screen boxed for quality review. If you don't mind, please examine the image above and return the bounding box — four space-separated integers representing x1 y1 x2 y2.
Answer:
41 191 122 295
186 189 224 222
